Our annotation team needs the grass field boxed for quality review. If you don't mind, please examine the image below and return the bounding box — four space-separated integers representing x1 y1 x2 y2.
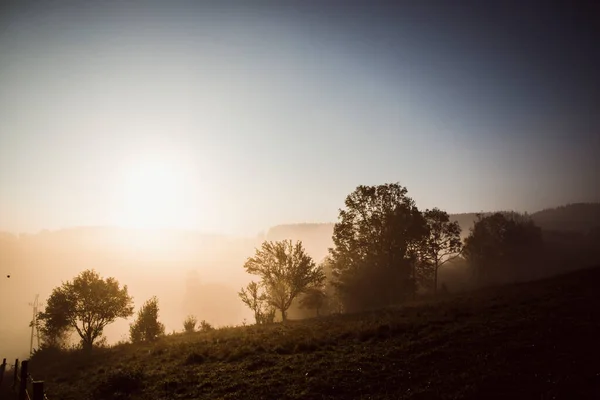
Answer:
20 265 600 399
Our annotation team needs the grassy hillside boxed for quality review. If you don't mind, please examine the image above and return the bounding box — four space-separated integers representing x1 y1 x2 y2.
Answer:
21 265 600 399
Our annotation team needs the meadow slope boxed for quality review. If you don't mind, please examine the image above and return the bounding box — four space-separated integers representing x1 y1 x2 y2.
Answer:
17 265 600 399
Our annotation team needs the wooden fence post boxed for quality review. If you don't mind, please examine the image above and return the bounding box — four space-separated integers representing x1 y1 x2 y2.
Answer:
0 358 6 387
18 360 28 400
32 381 44 400
12 359 18 389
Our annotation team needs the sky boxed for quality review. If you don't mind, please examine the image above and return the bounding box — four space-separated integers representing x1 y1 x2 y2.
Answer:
1 0 599 235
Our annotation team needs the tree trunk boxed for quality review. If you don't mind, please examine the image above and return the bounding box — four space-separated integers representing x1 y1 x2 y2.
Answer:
281 308 287 322
83 338 93 353
411 261 416 301
434 260 439 297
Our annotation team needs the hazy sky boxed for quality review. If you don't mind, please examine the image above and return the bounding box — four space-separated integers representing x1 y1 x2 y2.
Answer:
1 0 598 235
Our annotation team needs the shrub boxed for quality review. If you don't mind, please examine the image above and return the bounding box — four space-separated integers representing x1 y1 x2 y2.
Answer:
199 320 214 332
183 315 198 333
129 296 165 343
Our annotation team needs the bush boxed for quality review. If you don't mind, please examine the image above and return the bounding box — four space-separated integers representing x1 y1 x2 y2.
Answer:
183 315 197 333
199 320 214 332
129 297 165 343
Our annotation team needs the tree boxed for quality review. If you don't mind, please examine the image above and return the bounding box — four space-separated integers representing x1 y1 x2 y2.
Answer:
463 212 543 285
239 281 275 324
198 320 214 332
38 269 134 351
243 240 325 322
421 208 462 295
320 256 343 314
329 183 427 312
183 315 198 333
299 287 327 317
129 296 165 343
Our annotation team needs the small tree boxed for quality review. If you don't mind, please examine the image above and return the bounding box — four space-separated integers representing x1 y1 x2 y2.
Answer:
239 281 275 325
183 315 197 333
299 287 327 317
321 256 343 314
422 208 462 295
199 320 214 332
243 240 325 322
129 296 165 343
38 269 134 351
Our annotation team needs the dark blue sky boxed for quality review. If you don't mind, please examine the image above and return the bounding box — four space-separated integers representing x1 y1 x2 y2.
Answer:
0 0 598 233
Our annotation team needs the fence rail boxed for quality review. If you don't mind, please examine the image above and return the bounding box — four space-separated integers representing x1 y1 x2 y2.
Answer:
0 358 47 400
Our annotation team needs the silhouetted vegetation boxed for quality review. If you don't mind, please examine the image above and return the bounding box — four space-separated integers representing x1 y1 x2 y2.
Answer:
36 310 72 351
238 281 276 325
329 183 427 312
198 320 214 332
464 212 544 285
421 208 463 295
241 240 325 322
299 286 327 317
271 188 600 319
183 315 198 333
129 296 165 343
37 269 134 351
2 184 599 398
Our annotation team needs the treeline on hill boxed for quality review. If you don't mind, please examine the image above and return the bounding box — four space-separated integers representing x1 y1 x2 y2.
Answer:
33 183 600 354
238 183 599 321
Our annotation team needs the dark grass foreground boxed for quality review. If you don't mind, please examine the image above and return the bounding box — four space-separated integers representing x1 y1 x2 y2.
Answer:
29 266 600 399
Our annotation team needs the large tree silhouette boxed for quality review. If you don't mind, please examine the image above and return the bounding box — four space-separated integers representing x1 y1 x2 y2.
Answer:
329 183 427 311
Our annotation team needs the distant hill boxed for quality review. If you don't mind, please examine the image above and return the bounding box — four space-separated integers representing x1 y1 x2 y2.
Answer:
450 203 600 234
531 203 600 233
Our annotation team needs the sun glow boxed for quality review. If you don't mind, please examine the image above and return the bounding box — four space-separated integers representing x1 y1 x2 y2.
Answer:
116 156 190 230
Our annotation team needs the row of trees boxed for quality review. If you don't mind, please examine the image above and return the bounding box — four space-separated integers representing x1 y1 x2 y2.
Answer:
239 183 545 319
36 182 547 349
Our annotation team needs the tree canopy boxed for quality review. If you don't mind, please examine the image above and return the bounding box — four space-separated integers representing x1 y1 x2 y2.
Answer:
464 212 543 285
38 269 134 350
329 183 428 311
243 240 325 321
299 286 327 317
